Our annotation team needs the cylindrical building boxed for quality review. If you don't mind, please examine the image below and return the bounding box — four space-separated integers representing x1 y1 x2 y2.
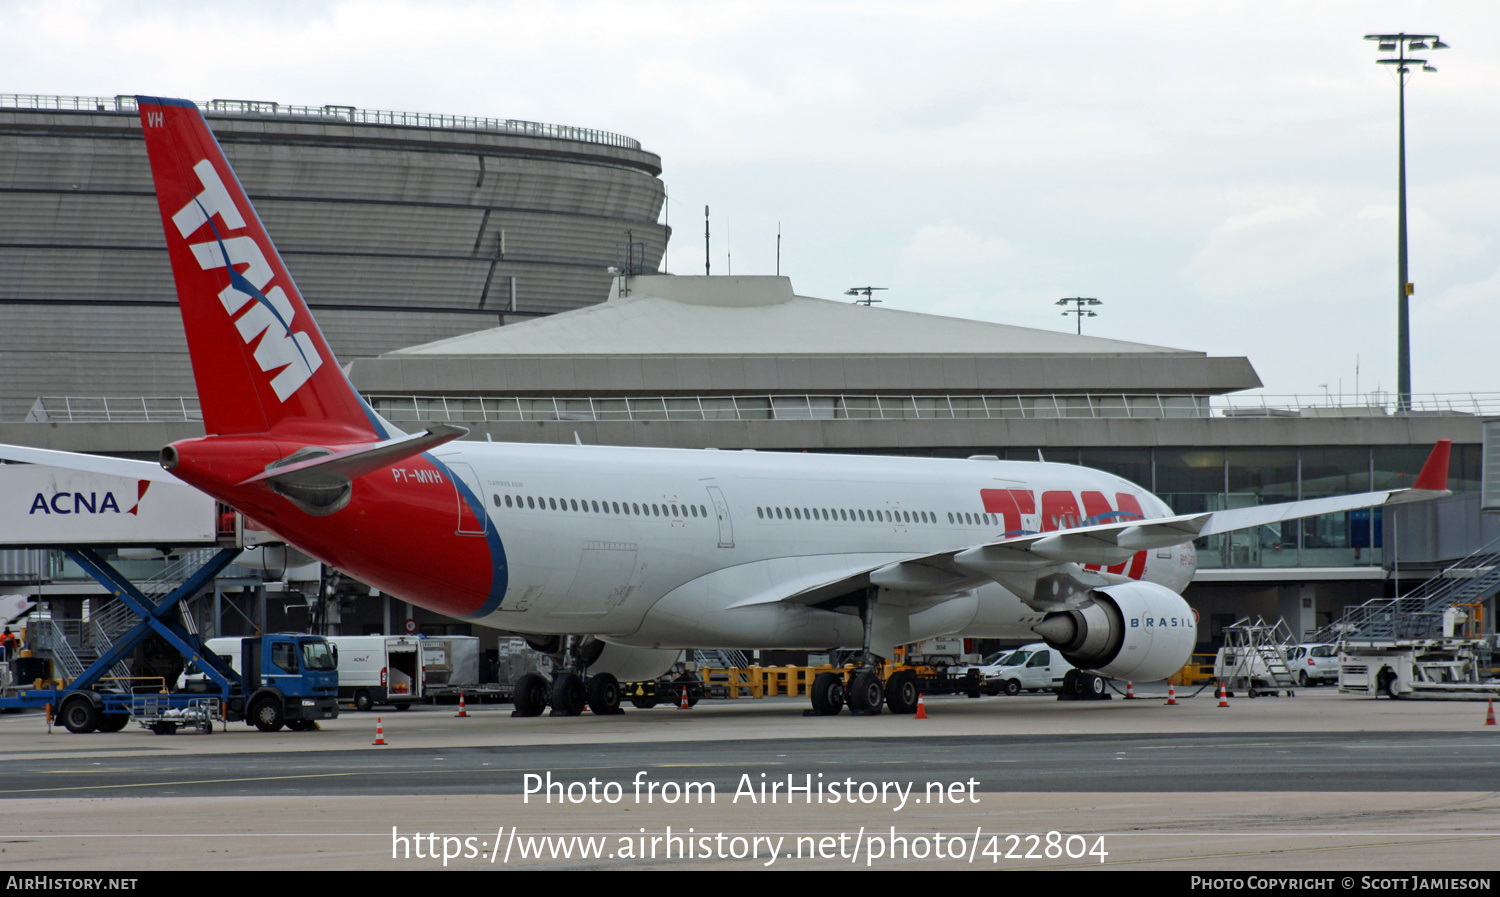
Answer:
0 94 667 421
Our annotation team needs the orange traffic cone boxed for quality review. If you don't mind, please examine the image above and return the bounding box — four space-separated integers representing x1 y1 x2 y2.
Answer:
373 718 387 745
455 693 469 718
1217 683 1230 708
1125 682 1136 699
1165 683 1178 706
1486 699 1496 727
679 686 691 710
914 694 928 719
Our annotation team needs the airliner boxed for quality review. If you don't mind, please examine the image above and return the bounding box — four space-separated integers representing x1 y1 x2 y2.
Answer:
0 97 1452 718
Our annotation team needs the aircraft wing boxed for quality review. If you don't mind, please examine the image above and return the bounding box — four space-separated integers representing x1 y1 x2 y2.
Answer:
748 439 1452 606
0 443 185 484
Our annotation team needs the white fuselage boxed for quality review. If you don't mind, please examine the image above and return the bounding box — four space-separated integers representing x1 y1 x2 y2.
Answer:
429 442 1197 650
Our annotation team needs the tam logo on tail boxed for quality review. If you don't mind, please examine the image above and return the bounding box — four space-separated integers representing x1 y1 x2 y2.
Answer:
173 160 323 402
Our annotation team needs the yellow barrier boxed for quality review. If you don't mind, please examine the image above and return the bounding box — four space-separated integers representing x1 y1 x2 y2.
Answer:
697 664 852 699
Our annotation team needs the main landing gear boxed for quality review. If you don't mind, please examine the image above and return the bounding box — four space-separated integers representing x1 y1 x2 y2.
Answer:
511 636 625 718
807 666 923 716
807 588 922 717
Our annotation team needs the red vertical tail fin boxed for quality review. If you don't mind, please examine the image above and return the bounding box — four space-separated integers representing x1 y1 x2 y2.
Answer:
136 96 384 443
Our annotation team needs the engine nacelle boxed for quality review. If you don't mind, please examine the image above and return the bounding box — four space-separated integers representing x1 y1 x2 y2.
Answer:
1032 581 1197 681
588 643 683 683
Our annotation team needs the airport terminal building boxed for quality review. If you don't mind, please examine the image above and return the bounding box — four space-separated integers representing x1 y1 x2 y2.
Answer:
0 95 1491 653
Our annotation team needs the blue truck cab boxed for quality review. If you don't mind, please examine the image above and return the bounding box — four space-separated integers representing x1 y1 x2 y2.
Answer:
230 634 340 731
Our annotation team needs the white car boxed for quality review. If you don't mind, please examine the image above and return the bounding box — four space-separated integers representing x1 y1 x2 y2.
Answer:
1285 644 1339 686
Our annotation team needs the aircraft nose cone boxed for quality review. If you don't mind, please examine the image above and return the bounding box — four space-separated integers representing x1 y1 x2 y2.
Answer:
1032 613 1078 647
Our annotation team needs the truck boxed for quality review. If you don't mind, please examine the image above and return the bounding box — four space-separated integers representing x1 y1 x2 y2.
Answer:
48 632 340 733
322 635 423 711
1339 637 1500 699
206 635 421 712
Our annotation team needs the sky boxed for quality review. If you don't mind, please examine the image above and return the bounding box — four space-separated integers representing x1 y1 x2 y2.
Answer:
4 0 1497 401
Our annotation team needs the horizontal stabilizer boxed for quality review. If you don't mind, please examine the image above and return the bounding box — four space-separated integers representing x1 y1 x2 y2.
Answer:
0 443 183 484
238 425 468 488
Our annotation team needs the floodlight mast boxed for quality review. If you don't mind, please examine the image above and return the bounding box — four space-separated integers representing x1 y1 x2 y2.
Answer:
845 286 886 306
1056 296 1101 335
1365 32 1446 411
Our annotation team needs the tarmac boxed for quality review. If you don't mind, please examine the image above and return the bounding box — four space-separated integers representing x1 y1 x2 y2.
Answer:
0 686 1497 871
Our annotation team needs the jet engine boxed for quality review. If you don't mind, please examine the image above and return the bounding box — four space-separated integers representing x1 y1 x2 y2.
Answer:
587 643 682 683
1031 581 1196 681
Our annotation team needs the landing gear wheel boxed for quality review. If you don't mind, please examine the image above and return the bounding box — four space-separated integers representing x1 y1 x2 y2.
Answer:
550 672 587 716
251 697 284 732
96 713 130 733
353 690 374 712
847 671 885 715
884 670 920 714
1003 678 1022 697
59 696 99 734
586 673 623 715
809 672 846 716
512 673 550 717
285 719 317 732
1086 674 1106 699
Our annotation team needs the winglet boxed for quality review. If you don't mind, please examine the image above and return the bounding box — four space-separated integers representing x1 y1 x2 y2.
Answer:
1412 439 1452 491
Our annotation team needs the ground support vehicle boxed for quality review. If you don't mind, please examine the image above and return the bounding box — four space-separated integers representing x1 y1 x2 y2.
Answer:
1214 617 1298 697
0 548 338 732
1339 638 1500 699
420 636 508 704
313 635 422 711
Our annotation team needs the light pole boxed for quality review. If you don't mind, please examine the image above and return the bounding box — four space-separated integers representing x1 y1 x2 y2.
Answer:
1365 32 1447 411
1056 297 1101 334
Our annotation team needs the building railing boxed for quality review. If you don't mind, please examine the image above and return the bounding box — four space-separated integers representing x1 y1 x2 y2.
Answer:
26 396 203 423
0 94 642 151
23 392 1500 424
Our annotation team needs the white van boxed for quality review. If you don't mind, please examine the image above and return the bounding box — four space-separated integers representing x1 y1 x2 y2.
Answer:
988 643 1075 695
324 636 423 711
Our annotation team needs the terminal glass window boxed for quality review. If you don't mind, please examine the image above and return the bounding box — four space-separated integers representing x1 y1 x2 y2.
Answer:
1226 449 1299 568
1301 447 1372 567
1155 449 1226 566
